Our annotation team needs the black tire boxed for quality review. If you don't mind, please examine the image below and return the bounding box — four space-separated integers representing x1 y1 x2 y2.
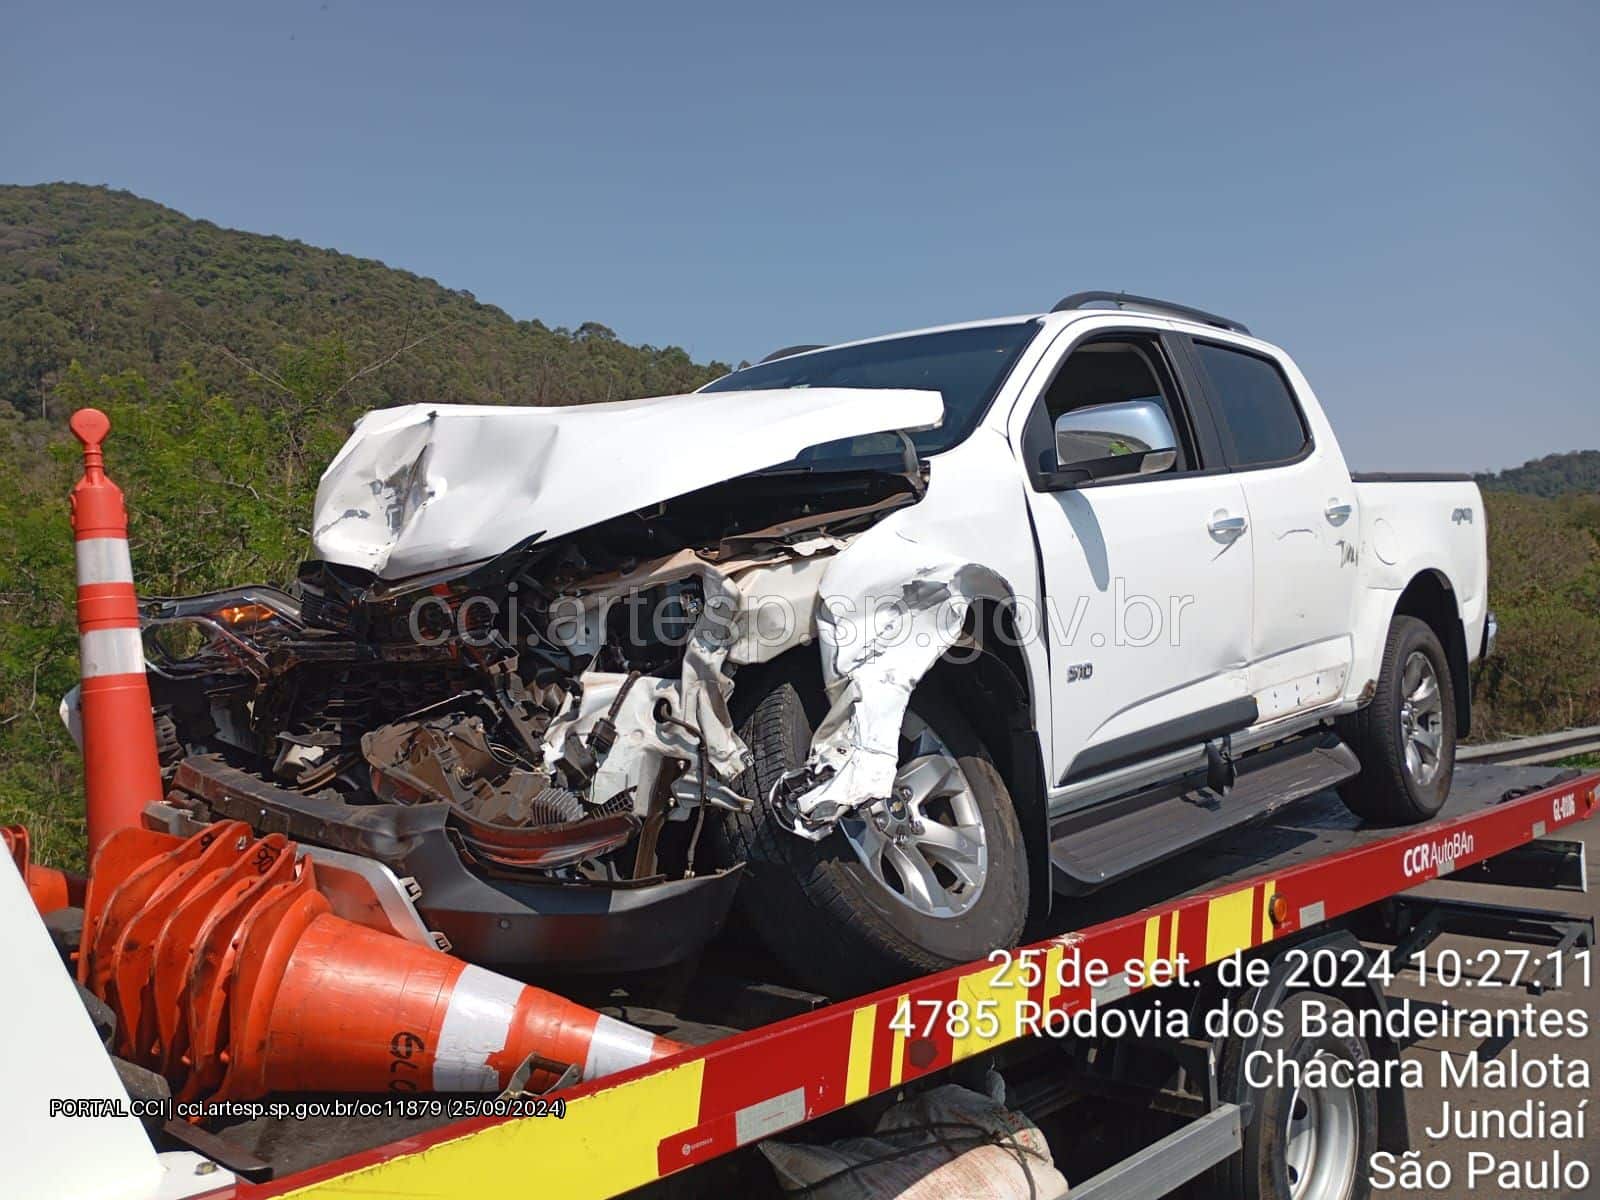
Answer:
1337 616 1455 824
719 673 1028 999
1214 991 1378 1200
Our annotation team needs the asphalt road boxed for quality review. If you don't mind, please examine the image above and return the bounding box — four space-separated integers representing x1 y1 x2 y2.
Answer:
1385 789 1597 1200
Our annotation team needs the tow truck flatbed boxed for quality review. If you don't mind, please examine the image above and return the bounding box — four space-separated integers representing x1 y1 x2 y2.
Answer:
153 764 1600 1199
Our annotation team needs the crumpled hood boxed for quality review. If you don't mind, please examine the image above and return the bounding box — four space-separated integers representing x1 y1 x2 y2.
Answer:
311 387 944 579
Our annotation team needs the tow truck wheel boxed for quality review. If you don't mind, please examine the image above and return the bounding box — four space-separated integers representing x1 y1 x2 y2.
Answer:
1337 616 1456 825
1215 991 1378 1200
720 672 1027 998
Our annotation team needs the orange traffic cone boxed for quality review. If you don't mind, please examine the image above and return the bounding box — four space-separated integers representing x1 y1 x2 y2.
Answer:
2 825 75 914
79 822 681 1102
68 408 164 857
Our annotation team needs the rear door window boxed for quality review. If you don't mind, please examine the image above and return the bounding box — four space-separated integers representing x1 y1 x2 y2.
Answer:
1190 341 1309 467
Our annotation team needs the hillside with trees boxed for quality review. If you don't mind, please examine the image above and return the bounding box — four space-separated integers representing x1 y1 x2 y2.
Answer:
0 183 729 865
1470 455 1599 745
1475 491 1600 739
0 183 1594 866
1 183 727 421
1476 450 1600 498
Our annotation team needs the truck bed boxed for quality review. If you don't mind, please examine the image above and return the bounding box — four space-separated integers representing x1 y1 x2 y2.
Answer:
202 762 1593 1190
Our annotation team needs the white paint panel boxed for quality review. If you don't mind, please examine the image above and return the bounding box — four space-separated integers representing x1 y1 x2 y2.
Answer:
1234 445 1360 685
1252 659 1349 722
1027 472 1256 769
0 855 163 1200
1342 476 1489 704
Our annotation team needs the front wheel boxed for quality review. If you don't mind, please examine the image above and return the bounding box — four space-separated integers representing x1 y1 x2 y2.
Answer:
720 676 1028 998
1337 616 1456 825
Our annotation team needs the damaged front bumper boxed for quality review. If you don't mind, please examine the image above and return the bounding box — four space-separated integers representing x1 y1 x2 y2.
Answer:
167 755 742 973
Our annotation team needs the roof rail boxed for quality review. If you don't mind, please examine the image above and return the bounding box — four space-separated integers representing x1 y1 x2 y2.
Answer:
757 343 825 364
1051 291 1251 336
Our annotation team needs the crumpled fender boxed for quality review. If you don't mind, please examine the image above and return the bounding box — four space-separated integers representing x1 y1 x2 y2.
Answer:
532 504 1023 830
796 530 1011 822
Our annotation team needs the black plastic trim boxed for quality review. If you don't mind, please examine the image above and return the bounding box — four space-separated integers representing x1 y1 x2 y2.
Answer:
758 343 826 364
1060 696 1259 785
1349 471 1475 483
1049 465 1236 494
1162 331 1229 469
1048 732 1358 893
1052 290 1251 336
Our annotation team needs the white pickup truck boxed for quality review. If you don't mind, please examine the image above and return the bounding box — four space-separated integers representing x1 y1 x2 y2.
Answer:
137 292 1493 997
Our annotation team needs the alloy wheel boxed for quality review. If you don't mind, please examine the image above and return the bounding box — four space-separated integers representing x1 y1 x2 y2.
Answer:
838 712 988 919
1398 651 1444 786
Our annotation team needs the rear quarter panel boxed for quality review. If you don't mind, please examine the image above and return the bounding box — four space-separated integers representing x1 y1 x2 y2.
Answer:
1344 480 1489 705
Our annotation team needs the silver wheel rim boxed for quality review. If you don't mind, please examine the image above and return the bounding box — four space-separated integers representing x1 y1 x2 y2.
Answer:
1283 1052 1360 1200
1399 651 1444 787
839 712 988 919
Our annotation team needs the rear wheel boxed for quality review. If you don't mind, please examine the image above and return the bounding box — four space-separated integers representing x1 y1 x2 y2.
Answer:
720 674 1027 998
1337 616 1455 824
1213 991 1377 1200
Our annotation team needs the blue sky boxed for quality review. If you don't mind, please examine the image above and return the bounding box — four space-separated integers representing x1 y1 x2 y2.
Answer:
3 0 1594 471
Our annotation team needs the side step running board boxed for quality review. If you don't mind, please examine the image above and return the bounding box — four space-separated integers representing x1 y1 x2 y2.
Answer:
1049 733 1360 895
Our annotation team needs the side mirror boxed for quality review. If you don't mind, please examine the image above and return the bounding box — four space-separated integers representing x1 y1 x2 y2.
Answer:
1054 400 1177 481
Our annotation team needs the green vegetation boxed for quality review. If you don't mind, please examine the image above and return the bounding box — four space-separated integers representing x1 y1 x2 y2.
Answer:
1475 491 1600 741
1476 450 1600 498
0 182 1594 868
1 183 727 421
1 183 728 868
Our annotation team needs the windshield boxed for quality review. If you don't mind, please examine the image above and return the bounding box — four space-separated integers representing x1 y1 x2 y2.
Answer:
702 322 1038 468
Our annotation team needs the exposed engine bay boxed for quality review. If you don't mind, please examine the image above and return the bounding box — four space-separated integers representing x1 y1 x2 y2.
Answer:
134 448 944 973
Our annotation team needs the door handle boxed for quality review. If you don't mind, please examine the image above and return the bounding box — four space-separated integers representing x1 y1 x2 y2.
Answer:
1325 501 1353 526
1208 513 1247 539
